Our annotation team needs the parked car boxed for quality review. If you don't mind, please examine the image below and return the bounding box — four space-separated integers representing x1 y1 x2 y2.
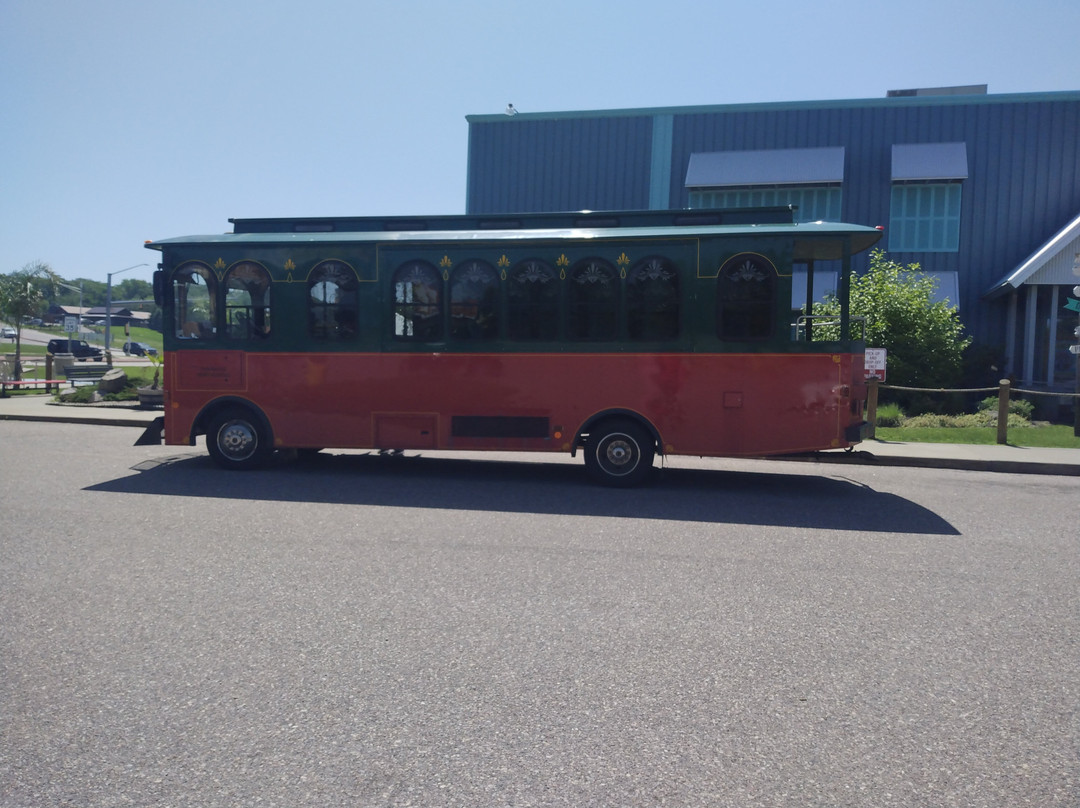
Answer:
1 327 16 340
122 341 158 357
47 338 104 362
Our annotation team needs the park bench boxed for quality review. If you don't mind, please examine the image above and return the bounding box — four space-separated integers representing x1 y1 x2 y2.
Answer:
62 365 109 386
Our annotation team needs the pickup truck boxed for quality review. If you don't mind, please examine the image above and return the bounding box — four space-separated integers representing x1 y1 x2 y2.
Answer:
47 338 104 362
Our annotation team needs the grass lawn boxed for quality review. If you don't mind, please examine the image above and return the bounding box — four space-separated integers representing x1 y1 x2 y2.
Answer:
876 425 1080 449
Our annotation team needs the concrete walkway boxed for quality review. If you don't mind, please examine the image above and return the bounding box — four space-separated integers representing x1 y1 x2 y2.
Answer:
2 393 1078 476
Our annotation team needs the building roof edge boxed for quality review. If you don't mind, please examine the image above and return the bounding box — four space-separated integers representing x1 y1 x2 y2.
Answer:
466 90 1080 124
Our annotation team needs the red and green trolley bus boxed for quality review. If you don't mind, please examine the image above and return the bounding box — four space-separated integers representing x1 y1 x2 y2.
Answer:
139 208 882 485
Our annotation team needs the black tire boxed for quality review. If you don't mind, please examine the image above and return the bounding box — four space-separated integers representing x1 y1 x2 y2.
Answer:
584 419 655 487
206 407 272 470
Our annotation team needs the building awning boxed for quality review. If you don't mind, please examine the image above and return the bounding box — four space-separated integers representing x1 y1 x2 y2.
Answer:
685 147 845 188
984 210 1080 298
891 142 968 181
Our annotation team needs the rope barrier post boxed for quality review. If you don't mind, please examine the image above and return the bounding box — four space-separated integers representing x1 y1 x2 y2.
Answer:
996 379 1010 445
866 378 879 439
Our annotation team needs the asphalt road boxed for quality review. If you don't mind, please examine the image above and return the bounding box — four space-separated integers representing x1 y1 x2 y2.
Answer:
1 422 1077 807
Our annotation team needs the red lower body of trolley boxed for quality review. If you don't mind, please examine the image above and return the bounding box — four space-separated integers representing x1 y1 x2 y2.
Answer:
158 349 866 462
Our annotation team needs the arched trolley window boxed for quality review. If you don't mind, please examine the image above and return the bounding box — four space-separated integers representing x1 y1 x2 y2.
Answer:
568 258 618 341
450 260 499 341
627 256 679 341
507 260 558 341
309 261 359 340
173 262 217 339
224 262 272 339
717 253 776 341
393 261 442 341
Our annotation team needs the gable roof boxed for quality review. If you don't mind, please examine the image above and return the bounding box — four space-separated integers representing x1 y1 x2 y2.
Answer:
984 210 1080 298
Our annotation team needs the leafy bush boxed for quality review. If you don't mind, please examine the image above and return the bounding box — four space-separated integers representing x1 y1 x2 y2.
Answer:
902 412 1034 429
977 395 1034 420
874 402 905 427
813 250 971 392
61 381 139 404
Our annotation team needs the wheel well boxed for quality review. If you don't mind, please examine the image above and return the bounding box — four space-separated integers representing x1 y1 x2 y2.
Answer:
192 398 273 446
573 410 662 458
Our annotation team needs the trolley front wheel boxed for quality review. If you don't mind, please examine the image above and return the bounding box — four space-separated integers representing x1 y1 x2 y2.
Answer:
206 407 272 470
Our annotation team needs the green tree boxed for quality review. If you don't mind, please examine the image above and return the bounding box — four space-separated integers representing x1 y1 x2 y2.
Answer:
0 261 60 380
114 278 153 303
814 249 971 390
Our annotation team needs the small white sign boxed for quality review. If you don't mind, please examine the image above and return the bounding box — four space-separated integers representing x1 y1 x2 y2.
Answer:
864 347 887 381
63 315 79 334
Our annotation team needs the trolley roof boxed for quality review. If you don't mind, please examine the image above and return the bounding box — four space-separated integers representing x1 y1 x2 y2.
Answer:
147 219 883 262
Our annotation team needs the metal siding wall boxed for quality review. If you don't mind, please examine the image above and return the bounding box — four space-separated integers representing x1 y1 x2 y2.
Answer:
468 95 1080 348
466 116 652 213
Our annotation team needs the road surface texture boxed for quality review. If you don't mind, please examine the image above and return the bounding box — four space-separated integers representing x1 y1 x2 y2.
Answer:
1 421 1077 807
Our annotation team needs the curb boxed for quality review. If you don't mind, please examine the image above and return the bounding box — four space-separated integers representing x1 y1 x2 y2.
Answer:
778 449 1080 477
0 408 158 429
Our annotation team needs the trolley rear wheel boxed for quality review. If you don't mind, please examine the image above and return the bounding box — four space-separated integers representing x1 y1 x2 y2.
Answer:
584 419 655 487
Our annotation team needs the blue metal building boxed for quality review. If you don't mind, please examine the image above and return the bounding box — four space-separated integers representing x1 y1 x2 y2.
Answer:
466 87 1080 390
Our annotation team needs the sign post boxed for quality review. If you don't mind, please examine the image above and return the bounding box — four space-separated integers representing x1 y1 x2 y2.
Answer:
1071 254 1080 436
863 348 887 438
63 315 78 353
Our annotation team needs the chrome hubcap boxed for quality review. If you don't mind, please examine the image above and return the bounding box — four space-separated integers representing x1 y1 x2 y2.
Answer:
218 420 256 461
605 439 634 467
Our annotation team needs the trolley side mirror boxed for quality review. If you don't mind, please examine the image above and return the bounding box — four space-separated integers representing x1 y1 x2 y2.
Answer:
152 269 166 308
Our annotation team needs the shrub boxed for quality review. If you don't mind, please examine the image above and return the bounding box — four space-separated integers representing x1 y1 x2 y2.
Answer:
977 395 1034 420
813 250 971 390
58 379 139 404
874 402 905 427
902 412 1034 429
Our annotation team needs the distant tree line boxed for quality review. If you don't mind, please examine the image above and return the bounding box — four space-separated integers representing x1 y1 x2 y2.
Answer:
51 277 155 308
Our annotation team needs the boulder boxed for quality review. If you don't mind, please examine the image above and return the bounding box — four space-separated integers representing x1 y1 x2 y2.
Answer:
98 368 128 395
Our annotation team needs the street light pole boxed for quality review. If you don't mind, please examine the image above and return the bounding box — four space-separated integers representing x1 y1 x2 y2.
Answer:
104 263 148 363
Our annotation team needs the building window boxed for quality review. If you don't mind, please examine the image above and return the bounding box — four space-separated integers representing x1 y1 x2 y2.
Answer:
173 262 216 339
717 253 776 341
507 260 558 340
889 183 962 252
568 259 618 341
690 186 842 222
450 260 499 340
393 261 442 341
627 257 679 340
224 262 272 339
309 261 358 340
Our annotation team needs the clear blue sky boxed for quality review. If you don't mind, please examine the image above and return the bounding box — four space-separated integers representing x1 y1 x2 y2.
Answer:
2 0 1078 284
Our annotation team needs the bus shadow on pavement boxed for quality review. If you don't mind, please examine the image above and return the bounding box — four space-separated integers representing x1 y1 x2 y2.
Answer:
88 449 959 535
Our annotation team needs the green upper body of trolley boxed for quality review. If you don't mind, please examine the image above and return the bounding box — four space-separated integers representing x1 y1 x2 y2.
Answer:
144 211 882 355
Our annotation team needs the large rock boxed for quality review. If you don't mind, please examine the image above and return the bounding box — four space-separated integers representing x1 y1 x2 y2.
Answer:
98 368 128 395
